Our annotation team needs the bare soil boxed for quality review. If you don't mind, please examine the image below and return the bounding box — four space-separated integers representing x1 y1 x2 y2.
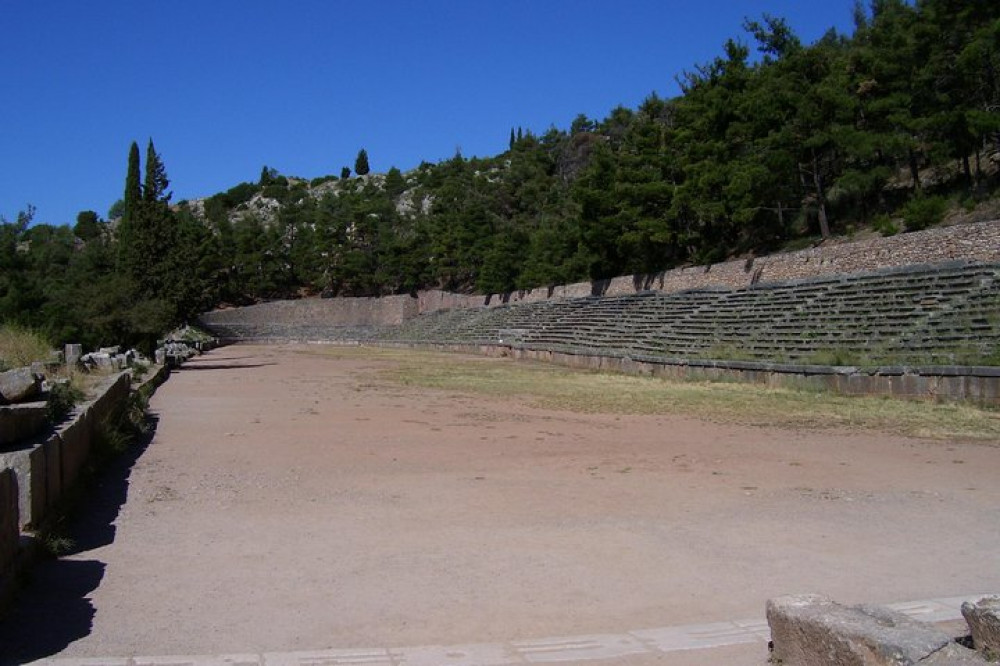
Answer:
3 344 998 664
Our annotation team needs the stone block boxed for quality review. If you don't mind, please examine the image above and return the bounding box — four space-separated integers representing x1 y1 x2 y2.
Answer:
58 408 91 491
0 468 18 574
64 343 83 367
0 367 41 404
921 643 990 664
43 433 63 509
0 444 47 529
0 401 49 446
962 596 1000 658
766 593 954 665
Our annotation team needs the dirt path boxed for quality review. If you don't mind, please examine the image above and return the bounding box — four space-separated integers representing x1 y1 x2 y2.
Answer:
2 344 998 665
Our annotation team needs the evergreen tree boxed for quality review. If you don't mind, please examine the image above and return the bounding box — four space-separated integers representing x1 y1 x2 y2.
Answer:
354 149 370 176
124 142 141 220
143 139 170 203
341 166 351 179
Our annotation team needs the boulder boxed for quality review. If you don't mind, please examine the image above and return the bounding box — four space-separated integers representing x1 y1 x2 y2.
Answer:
767 593 955 665
962 596 1000 659
0 368 41 404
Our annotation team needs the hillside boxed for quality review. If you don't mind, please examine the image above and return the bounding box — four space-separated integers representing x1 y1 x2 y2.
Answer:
2 0 999 351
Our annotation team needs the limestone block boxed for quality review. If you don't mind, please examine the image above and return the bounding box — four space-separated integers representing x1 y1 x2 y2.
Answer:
0 444 47 529
766 593 954 665
42 434 62 509
64 343 83 367
0 468 18 573
0 402 49 446
0 367 41 404
920 642 989 664
962 596 1000 658
58 408 91 491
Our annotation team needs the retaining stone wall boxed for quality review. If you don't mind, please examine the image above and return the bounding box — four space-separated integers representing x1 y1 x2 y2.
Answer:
201 220 1000 331
0 364 169 615
0 371 133 532
468 219 1000 310
200 293 417 329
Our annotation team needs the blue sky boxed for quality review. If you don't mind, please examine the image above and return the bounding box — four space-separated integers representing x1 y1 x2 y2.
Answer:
2 1 859 227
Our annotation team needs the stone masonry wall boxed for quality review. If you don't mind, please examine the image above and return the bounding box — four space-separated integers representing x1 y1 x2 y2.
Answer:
200 293 418 329
201 219 1000 326
458 219 1000 310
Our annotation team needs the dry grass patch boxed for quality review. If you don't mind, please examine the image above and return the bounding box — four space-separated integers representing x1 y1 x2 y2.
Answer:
304 346 1000 442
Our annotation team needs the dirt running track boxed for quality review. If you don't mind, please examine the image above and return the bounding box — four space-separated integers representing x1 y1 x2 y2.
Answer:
2 344 999 665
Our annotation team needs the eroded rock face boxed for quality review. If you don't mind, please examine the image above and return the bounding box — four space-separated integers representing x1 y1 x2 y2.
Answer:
0 368 41 404
962 596 1000 658
766 593 955 665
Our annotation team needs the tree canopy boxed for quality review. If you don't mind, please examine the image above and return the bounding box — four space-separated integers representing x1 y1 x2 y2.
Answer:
3 1 1000 349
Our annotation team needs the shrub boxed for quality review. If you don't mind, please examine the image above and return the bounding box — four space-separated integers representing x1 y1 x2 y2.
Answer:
872 214 898 237
901 195 948 231
46 380 84 422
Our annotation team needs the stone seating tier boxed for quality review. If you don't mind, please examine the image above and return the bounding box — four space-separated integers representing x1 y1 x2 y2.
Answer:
383 262 1000 366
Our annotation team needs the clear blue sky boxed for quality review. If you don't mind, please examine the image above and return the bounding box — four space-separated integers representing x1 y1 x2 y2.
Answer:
2 1 859 227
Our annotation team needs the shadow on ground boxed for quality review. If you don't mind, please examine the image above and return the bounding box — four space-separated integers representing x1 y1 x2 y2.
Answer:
0 415 159 665
176 362 276 371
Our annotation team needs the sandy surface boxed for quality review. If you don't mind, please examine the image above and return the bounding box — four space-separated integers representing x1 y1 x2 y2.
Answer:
2 344 998 664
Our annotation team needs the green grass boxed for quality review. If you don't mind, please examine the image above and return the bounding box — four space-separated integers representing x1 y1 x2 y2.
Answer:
303 346 1000 442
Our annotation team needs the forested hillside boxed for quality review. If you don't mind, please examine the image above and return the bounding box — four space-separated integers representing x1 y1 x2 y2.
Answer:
2 0 999 350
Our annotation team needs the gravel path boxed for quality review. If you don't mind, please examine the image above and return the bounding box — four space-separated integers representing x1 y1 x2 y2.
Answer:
2 344 998 665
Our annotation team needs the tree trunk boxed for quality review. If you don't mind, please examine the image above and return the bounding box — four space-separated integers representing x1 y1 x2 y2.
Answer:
811 150 831 239
908 147 921 192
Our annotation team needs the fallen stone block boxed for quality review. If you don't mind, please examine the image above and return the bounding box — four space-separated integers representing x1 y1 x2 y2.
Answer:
921 642 991 664
0 367 41 404
962 596 1000 659
766 593 962 665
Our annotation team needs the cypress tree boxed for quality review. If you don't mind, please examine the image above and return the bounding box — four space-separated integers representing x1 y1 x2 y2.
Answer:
143 139 170 203
118 142 142 270
123 142 141 222
354 149 370 176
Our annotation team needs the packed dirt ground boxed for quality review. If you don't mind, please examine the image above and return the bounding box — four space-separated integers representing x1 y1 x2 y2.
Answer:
2 344 998 664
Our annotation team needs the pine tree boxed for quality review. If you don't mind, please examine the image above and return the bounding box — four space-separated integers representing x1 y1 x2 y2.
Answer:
354 149 370 176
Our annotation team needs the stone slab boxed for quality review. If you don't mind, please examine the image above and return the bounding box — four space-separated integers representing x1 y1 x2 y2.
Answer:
0 401 49 446
766 593 954 665
962 596 1000 658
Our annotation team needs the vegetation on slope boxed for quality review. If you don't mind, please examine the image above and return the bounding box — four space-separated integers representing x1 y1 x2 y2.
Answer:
2 0 999 349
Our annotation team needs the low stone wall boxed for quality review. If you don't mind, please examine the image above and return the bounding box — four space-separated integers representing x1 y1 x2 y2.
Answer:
0 371 133 531
379 342 1000 406
0 363 169 613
